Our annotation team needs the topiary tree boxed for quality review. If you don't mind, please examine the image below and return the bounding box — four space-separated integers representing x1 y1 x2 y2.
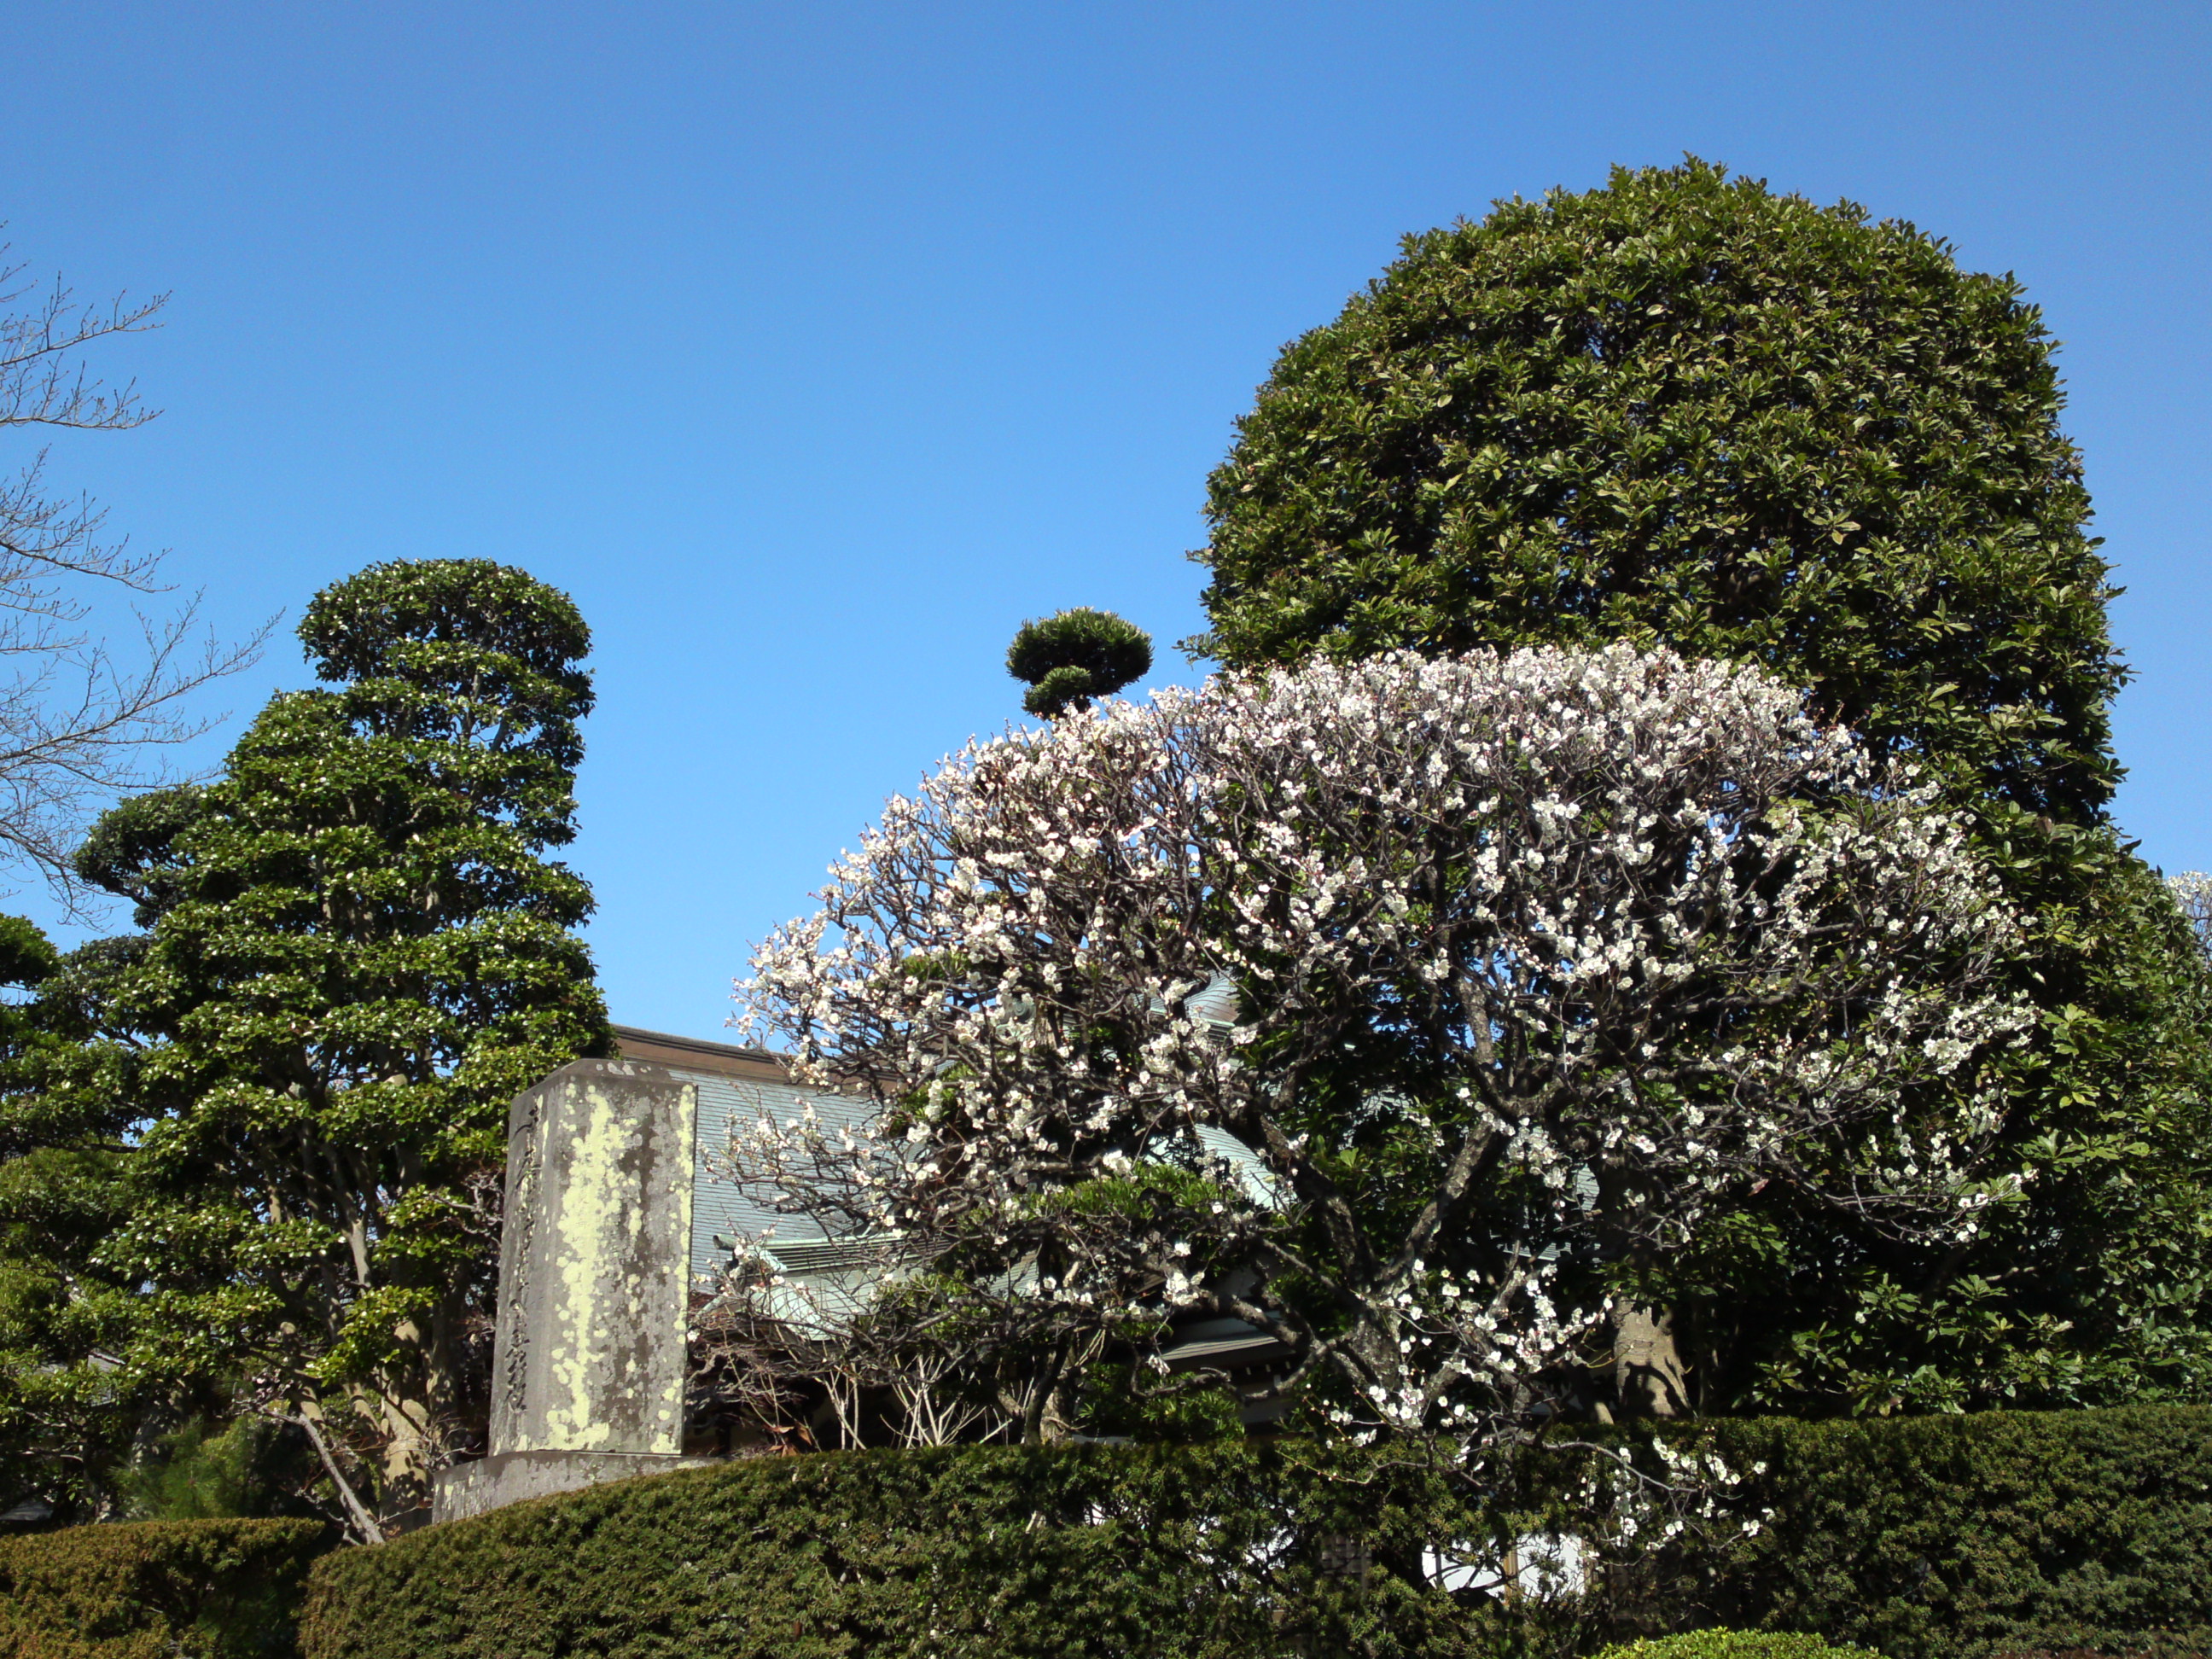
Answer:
0 559 610 1535
1185 159 2212 1414
1006 608 1152 719
1195 157 2120 824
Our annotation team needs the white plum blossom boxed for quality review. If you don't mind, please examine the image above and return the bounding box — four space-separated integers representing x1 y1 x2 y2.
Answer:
733 644 2026 1443
2168 871 2212 965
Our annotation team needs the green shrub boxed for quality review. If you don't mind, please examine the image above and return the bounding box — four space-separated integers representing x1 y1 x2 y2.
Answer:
1660 1410 2212 1658
300 1408 2212 1659
0 1517 326 1659
115 1418 326 1523
1596 1634 1860 1659
303 1440 1470 1659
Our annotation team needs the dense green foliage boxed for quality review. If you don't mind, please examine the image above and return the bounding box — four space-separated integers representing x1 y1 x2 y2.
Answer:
0 1517 324 1659
302 1407 2212 1659
1594 1636 1861 1659
1728 841 2212 1412
0 560 611 1532
1668 1408 2212 1659
1195 158 2119 821
1004 607 1153 717
114 1418 328 1524
1187 159 2212 1414
0 911 150 1522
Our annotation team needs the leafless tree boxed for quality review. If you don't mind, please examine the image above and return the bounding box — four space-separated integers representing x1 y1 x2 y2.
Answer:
690 1246 1021 1450
0 242 265 900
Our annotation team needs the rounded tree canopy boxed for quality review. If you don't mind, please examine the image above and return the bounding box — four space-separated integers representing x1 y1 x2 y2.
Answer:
742 643 2023 1438
298 558 593 770
1006 608 1153 719
1193 158 2123 824
0 914 56 989
69 785 205 928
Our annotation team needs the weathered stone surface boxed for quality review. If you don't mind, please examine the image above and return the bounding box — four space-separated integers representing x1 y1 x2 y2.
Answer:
430 1449 713 1523
488 1059 696 1455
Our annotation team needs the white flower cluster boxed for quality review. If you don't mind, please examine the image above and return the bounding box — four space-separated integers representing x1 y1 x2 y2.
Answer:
2168 871 2212 966
735 643 2024 1442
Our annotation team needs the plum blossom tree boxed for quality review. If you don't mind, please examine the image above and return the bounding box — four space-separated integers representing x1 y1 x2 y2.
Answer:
2169 872 2212 962
736 645 2028 1444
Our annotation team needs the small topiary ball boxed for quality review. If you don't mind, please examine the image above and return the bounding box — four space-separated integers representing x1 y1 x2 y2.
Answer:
1005 608 1152 719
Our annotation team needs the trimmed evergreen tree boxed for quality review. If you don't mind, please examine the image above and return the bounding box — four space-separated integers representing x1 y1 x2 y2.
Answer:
1187 159 2212 1413
2 560 609 1533
1006 608 1152 718
0 915 154 1523
1195 157 2119 823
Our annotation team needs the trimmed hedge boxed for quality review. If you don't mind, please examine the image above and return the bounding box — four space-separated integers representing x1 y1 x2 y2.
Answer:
1680 1410 2212 1658
304 1441 1442 1659
0 1517 327 1659
1595 1636 1863 1659
300 1408 2212 1659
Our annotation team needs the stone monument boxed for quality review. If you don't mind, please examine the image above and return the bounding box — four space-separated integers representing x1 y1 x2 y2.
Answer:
428 1019 1289 1522
429 1027 821 1522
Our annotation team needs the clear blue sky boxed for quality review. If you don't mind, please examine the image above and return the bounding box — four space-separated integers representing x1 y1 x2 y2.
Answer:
4 3 2207 1040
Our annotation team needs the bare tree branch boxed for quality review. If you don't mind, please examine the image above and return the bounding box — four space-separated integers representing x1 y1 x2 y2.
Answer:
0 240 269 903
